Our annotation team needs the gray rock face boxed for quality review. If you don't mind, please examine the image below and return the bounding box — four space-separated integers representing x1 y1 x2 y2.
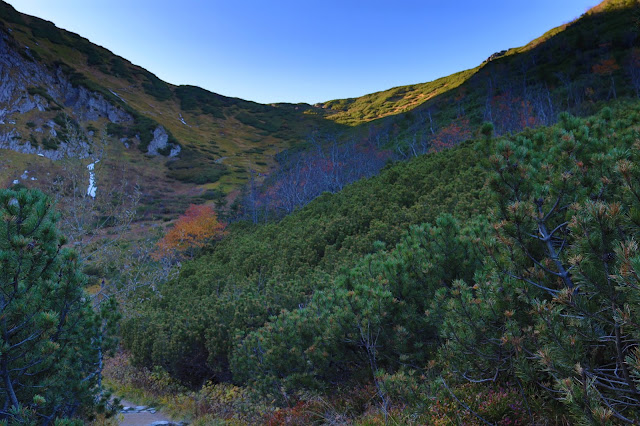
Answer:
0 28 134 160
62 81 130 123
17 95 45 113
147 126 181 157
147 126 169 156
0 133 90 160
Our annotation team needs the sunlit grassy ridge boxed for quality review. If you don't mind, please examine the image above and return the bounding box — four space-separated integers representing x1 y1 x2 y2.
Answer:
318 68 477 125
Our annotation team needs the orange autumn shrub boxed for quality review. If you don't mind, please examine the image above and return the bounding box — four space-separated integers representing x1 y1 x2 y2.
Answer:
153 204 226 260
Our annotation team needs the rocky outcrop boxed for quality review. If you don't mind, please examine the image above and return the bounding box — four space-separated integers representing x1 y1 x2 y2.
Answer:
0 27 133 159
0 135 90 160
147 125 181 157
17 94 46 113
60 75 131 123
486 49 508 62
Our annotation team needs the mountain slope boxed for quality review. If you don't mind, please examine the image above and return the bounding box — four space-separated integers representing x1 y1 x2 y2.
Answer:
318 0 640 132
0 1 340 198
1 0 639 220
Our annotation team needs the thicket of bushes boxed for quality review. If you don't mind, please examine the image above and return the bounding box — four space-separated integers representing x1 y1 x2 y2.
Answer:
122 129 491 384
123 91 640 421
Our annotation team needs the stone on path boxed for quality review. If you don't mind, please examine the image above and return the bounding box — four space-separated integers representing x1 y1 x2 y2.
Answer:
117 398 182 426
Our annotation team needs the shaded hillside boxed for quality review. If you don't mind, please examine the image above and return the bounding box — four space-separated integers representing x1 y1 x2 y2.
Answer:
123 126 493 383
238 0 640 224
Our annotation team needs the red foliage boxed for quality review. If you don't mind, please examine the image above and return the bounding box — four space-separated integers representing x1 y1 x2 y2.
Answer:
593 57 620 75
430 117 472 152
265 401 313 426
490 94 542 134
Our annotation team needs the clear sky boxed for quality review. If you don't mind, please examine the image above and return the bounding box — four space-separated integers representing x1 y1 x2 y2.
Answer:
5 0 598 104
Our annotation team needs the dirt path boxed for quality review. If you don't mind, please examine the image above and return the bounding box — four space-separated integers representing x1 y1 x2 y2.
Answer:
117 399 185 426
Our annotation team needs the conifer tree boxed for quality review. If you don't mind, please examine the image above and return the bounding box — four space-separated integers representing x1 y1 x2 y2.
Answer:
0 189 118 424
481 111 640 422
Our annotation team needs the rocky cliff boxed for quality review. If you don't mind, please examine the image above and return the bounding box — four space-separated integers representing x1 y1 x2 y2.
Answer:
0 25 179 161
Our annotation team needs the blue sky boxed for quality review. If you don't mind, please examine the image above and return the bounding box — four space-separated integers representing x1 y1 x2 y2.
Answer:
6 0 598 104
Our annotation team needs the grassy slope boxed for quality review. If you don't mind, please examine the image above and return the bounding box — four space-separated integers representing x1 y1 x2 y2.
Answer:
318 68 477 125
